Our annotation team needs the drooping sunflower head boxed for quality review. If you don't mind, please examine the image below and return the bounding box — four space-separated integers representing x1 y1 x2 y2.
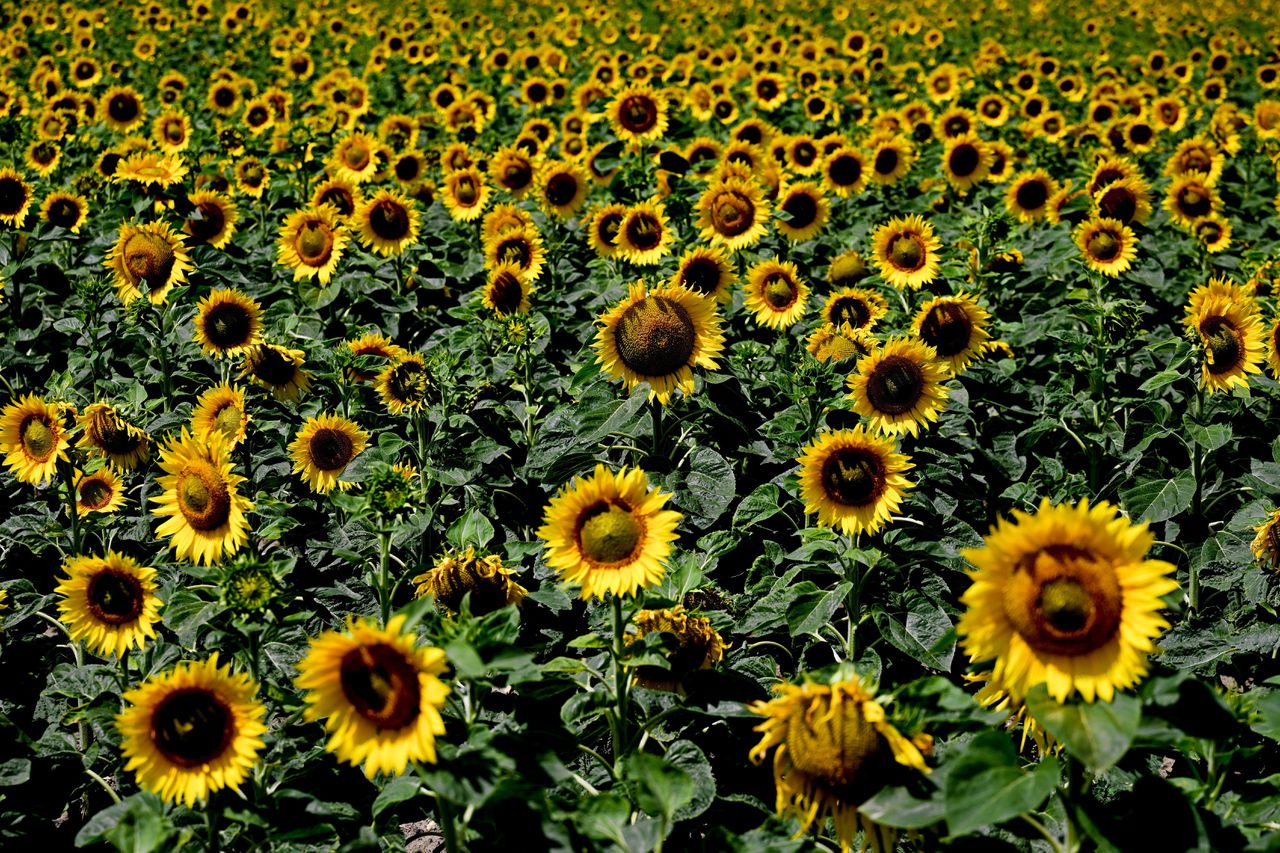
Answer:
412 546 528 616
1183 279 1265 394
609 84 669 143
75 467 126 516
744 259 810 329
847 337 951 437
1074 217 1138 278
696 177 771 251
277 205 346 284
356 189 419 256
191 384 249 448
870 214 942 290
0 393 71 486
241 343 312 403
56 551 161 657
595 282 725 404
194 288 263 358
151 427 253 565
775 181 830 242
823 287 888 332
630 606 726 693
482 263 532 318
910 292 993 374
78 401 149 469
104 220 193 305
537 464 682 600
749 671 931 853
377 353 432 415
116 654 267 806
294 615 450 778
671 246 736 304
957 497 1179 703
827 250 870 289
807 323 878 364
288 412 370 494
796 426 914 536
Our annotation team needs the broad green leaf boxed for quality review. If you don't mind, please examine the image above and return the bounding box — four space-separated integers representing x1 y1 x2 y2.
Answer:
859 784 945 829
1120 470 1195 523
1024 686 1141 773
624 752 694 825
447 506 495 548
943 731 1060 836
787 582 850 637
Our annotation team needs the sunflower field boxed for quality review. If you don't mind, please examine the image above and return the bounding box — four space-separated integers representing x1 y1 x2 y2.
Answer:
6 0 1280 850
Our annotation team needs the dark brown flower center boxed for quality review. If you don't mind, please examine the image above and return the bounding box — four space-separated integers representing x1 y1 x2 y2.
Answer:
618 94 659 133
86 568 143 623
919 302 974 357
829 296 871 328
0 177 27 215
309 427 355 471
1015 179 1049 211
545 172 579 207
614 295 696 376
108 93 139 123
488 270 524 314
865 354 925 415
151 688 235 767
339 643 421 729
203 302 253 349
188 201 227 243
453 176 478 205
782 191 818 229
387 361 430 405
78 475 115 510
317 186 355 216
47 198 80 228
679 256 722 296
498 235 531 267
763 274 798 309
93 410 143 456
596 212 623 247
820 448 885 506
1097 186 1137 224
369 199 411 241
949 143 980 177
624 211 663 251
1004 548 1124 656
827 153 862 187
873 147 900 175
889 235 925 271
1086 230 1121 262
711 192 754 237
1202 317 1242 374
1178 186 1211 219
122 231 177 286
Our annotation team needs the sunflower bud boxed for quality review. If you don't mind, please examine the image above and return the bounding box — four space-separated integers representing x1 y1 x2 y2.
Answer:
221 558 278 615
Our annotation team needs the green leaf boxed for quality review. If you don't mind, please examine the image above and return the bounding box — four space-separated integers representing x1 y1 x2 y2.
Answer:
682 446 736 523
0 758 31 786
1120 470 1196 523
733 483 784 529
447 507 495 548
1138 369 1183 393
1024 686 1141 773
372 775 422 818
1185 422 1232 452
624 752 694 825
787 582 850 638
859 784 945 829
943 731 1060 836
1251 690 1280 743
874 594 956 671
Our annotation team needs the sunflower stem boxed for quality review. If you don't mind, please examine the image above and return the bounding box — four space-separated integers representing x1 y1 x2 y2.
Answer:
62 464 82 555
84 768 121 805
649 398 666 463
204 798 222 853
436 793 461 853
377 529 393 625
610 593 630 767
118 649 130 692
843 534 861 661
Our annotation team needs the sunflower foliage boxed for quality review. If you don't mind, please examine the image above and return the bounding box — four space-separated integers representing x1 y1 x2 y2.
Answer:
4 1 1280 852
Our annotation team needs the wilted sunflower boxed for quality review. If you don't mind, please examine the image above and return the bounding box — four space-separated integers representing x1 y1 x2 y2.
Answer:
483 224 545 282
629 606 726 693
796 426 914 536
957 497 1179 703
1005 170 1059 223
828 251 871 289
670 246 736 304
608 85 668 144
191 384 249 448
595 282 724 404
377 353 431 414
823 287 888 332
1074 218 1137 277
743 259 810 329
0 169 34 227
482 263 532 318
41 191 88 233
294 615 450 777
749 672 931 853
288 413 369 494
77 402 149 470
775 182 829 242
240 343 312 402
1184 279 1265 394
184 190 238 248
344 333 406 383
911 292 992 375
412 546 528 615
441 166 490 222
1251 509 1280 570
537 464 681 600
0 394 70 485
356 189 419 256
193 288 262 358
696 177 770 251
277 205 346 284
104 221 193 305
56 551 161 657
848 337 950 437
871 214 942 290
75 467 125 516
152 428 253 565
117 655 267 806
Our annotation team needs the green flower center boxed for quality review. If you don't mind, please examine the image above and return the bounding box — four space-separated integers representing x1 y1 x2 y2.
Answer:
889 235 924 271
296 223 332 263
1038 578 1093 635
578 503 642 564
20 416 55 460
763 275 797 309
213 404 243 439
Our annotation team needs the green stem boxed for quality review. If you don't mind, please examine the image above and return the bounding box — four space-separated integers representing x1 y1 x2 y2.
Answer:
611 594 630 766
62 466 82 555
649 398 665 462
1019 814 1064 853
378 530 393 625
843 535 861 661
1189 384 1205 611
205 799 221 853
437 794 461 853
118 650 130 692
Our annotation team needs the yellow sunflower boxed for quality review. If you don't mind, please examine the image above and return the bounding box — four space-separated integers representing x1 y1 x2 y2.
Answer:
796 427 914 536
847 338 951 437
288 413 370 494
696 177 771 251
193 288 262 358
940 134 993 192
822 287 888 332
55 551 161 657
586 203 627 259
749 672 931 853
1251 509 1280 570
0 169 34 227
743 259 810 329
629 606 726 693
910 292 993 375
482 263 532 318
152 428 253 565
377 353 431 415
822 146 868 197
1074 218 1137 278
0 394 70 485
536 160 590 218
277 205 346 284
294 615 450 777
806 323 878 364
608 84 669 144
184 190 238 249
104 220 193 305
483 225 545 282
441 166 490 222
117 654 267 806
957 497 1179 703
191 384 249 448
412 546 528 616
537 464 681 600
41 191 88 233
870 214 942 290
331 131 381 184
670 246 736 304
344 333 406 383
1005 170 1059 224
595 282 725 404
78 402 149 470
113 151 188 188
240 343 312 402
1165 173 1220 229
616 201 673 266
775 182 830 242
867 135 915 186
74 467 126 516
355 189 420 256
1184 280 1265 394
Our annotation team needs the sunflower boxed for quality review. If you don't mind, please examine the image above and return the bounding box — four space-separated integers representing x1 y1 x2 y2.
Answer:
871 214 942 291
848 338 950 437
113 152 188 188
482 263 532 318
117 654 267 806
104 220 192 305
355 189 419 257
288 413 370 494
0 169 33 228
537 464 681 600
608 85 668 144
743 259 810 329
941 135 992 192
536 160 589 218
441 166 490 222
823 287 888 332
1165 173 1219 229
193 288 262 358
670 246 736 304
184 190 238 249
412 546 528 616
1005 170 1059 224
616 201 673 266
1251 510 1280 570
277 205 346 284
629 606 726 693
1074 218 1137 278
40 191 87 233
240 343 312 402
56 552 161 657
312 177 362 219
294 615 450 777
332 131 381 184
822 146 868 197
696 177 771 251
344 333 406 383
596 283 725 404
868 135 915 186
807 323 878 364
153 428 253 565
1165 137 1224 183
0 394 70 485
377 353 431 414
191 384 249 448
489 147 538 197
102 85 145 132
152 110 192 154
796 427 914 536
749 672 931 853
957 497 1179 703
775 182 829 242
484 224 547 282
75 467 126 516
1195 215 1232 254
78 402 149 470
1093 177 1152 226
1184 280 1265 394
911 292 992 375
586 203 627 259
